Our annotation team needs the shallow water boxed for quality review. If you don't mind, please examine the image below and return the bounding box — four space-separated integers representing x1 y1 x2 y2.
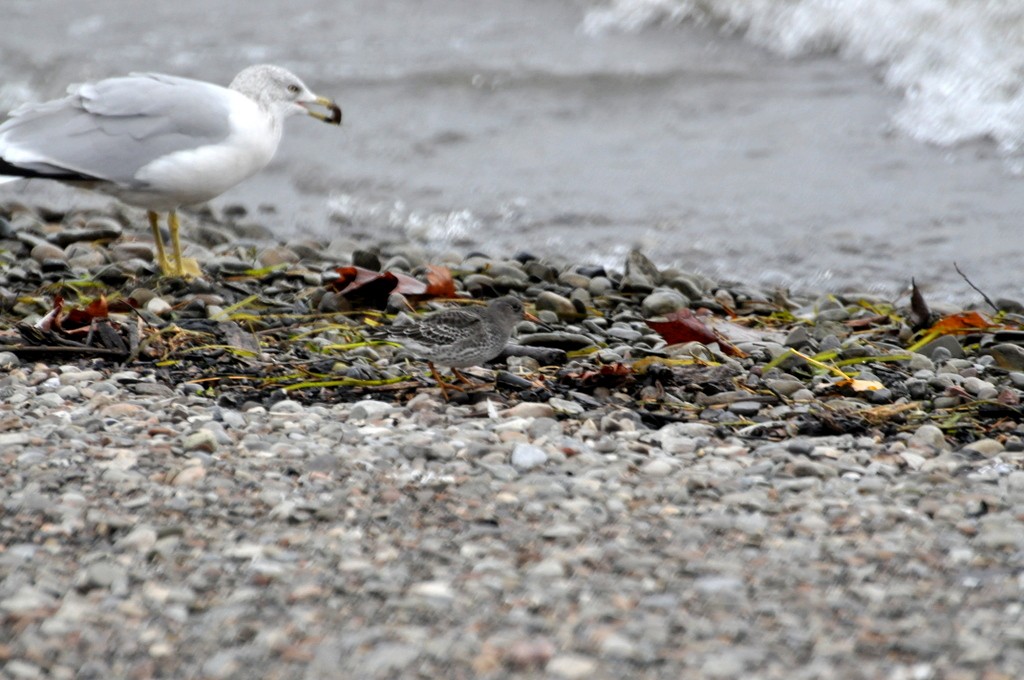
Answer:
1 0 1022 304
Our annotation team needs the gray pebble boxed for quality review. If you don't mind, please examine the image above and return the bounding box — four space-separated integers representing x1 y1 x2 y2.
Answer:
511 443 548 470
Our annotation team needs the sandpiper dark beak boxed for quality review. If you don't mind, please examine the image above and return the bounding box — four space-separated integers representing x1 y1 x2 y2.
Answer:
524 311 540 322
303 95 342 125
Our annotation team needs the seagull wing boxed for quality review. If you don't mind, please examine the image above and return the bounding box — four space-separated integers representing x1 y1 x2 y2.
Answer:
0 73 234 187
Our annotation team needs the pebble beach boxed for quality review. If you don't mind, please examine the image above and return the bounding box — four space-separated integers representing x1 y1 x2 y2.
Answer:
1 202 1024 679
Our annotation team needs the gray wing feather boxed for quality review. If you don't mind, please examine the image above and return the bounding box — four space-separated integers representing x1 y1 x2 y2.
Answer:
391 309 484 345
0 73 234 186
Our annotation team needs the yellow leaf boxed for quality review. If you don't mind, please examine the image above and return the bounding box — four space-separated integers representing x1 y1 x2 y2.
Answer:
837 378 884 392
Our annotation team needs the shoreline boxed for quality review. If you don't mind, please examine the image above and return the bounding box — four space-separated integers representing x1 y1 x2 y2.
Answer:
2 201 1024 677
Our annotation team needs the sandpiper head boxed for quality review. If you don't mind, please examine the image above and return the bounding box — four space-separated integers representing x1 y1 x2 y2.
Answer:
489 295 537 327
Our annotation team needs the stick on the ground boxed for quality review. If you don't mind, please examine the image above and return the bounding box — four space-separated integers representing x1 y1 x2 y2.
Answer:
954 262 999 313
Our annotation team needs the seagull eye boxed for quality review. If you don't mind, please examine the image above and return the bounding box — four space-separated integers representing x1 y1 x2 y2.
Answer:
287 84 301 95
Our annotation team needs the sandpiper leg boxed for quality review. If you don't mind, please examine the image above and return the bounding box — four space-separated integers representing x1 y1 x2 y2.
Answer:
148 211 172 275
429 362 466 400
451 368 479 386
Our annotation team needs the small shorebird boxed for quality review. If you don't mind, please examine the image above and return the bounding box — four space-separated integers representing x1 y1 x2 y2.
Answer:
0 65 341 277
388 296 531 398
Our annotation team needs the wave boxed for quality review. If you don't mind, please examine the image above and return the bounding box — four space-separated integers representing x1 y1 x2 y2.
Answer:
583 0 1024 155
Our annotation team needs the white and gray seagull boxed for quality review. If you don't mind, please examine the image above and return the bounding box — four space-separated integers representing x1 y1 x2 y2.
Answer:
0 64 342 277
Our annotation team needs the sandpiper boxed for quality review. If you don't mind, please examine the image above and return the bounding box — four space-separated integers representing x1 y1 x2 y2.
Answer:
388 296 530 397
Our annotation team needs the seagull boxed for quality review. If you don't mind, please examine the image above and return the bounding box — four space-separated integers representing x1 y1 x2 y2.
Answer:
0 64 342 277
387 296 533 398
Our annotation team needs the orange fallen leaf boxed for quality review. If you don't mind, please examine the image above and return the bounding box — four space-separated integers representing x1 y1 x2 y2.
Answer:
928 311 993 335
424 265 457 298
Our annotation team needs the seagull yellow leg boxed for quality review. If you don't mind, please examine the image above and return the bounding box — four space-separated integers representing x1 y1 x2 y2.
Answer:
168 210 203 278
168 210 184 277
148 211 173 275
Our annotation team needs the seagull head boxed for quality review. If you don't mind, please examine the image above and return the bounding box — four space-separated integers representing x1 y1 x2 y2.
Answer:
231 64 342 125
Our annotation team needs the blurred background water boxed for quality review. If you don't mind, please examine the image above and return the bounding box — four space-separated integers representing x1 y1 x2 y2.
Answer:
1 0 1022 303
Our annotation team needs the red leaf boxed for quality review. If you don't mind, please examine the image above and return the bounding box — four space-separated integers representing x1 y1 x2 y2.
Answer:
599 363 632 376
329 266 384 293
328 266 399 308
392 271 427 296
646 309 746 357
65 295 110 327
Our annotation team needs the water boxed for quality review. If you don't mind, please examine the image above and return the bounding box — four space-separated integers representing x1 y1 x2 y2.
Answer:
1 0 1022 304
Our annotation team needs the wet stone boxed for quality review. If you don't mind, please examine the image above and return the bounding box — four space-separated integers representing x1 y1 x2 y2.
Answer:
918 335 965 360
31 242 66 263
534 291 577 320
641 289 688 317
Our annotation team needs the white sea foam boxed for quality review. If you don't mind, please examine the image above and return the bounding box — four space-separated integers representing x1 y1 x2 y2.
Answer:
583 0 1024 154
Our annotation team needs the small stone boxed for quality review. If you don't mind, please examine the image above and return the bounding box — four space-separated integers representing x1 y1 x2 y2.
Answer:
31 242 66 262
908 353 935 371
258 244 300 267
529 558 566 579
0 432 30 447
511 443 548 470
990 343 1024 371
505 638 556 670
908 424 949 452
81 561 128 591
1 585 56 614
917 335 965 360
409 580 455 603
183 430 218 453
641 289 688 317
728 401 762 416
975 520 1023 549
116 526 158 552
269 399 305 414
109 242 156 262
700 655 745 678
783 326 810 348
502 402 555 419
146 297 173 316
535 291 577 320
791 460 837 478
548 397 585 415
621 249 660 292
546 654 598 679
170 466 206 486
962 376 995 396
765 378 805 396
130 383 174 399
349 399 393 421
961 438 1005 457
202 651 240 680
599 634 637 659
642 458 674 477
36 392 64 408
4 660 43 679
